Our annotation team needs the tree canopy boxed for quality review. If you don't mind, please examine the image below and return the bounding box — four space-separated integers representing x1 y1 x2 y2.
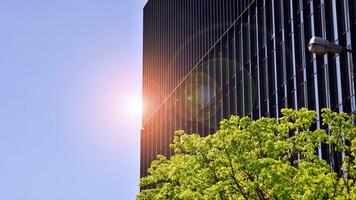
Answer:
137 108 356 199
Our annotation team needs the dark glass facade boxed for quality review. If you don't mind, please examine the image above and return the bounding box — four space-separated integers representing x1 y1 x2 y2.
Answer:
141 0 356 178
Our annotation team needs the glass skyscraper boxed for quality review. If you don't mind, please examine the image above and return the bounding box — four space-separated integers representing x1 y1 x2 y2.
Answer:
141 0 356 177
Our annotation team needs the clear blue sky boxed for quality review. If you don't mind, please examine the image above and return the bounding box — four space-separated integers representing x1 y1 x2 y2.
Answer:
0 0 146 199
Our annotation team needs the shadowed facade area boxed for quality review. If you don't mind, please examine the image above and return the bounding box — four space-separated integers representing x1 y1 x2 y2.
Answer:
141 0 356 178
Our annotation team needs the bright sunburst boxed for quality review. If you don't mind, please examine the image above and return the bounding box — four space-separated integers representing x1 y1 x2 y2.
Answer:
124 95 143 117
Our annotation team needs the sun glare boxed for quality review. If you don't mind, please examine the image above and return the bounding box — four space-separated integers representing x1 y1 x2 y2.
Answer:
125 96 143 117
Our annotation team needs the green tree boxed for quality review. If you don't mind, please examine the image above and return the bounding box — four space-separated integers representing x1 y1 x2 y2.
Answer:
137 108 356 200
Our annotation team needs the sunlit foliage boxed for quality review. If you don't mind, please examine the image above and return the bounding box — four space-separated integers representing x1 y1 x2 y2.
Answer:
137 108 356 199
